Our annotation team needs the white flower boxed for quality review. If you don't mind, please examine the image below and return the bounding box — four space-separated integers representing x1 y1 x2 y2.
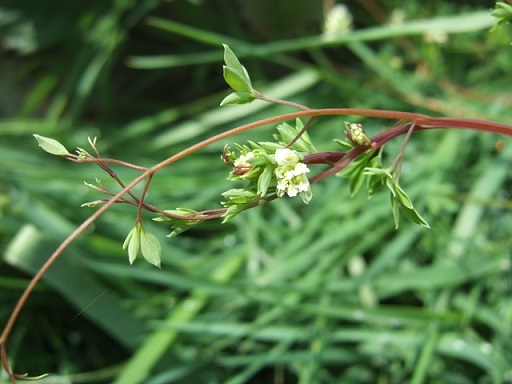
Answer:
274 150 312 204
277 178 299 197
292 162 310 176
234 151 255 167
295 175 310 192
275 148 301 167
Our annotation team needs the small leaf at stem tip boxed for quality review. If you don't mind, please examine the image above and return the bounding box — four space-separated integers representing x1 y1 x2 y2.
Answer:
33 134 71 156
220 92 255 106
87 136 97 147
81 200 103 208
223 66 253 93
223 44 244 73
76 147 91 158
83 181 103 192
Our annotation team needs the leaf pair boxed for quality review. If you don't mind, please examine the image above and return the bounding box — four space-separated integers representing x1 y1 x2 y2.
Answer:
220 189 259 223
123 223 162 268
363 167 430 229
274 119 316 153
338 149 381 197
220 45 256 106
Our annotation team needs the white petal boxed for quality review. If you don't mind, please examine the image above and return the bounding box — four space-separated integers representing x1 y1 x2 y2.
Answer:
275 148 300 166
293 163 310 175
287 187 299 197
276 179 288 191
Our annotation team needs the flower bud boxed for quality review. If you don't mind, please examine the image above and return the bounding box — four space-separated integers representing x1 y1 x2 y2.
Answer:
345 122 372 147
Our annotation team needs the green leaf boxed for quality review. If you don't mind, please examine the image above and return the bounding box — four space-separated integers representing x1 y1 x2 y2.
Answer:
386 177 396 198
223 66 253 93
367 175 386 197
402 205 431 229
395 183 414 209
80 200 103 208
123 225 141 265
221 189 259 223
491 2 512 26
223 44 244 72
154 208 206 238
33 134 71 156
222 44 253 93
275 122 297 143
257 141 283 153
221 189 258 205
364 164 397 199
384 177 430 229
122 227 134 250
274 119 314 153
220 92 255 106
276 123 301 150
167 220 200 238
222 204 248 224
257 165 274 196
349 167 365 196
140 229 162 269
391 194 400 229
364 167 393 178
386 176 430 228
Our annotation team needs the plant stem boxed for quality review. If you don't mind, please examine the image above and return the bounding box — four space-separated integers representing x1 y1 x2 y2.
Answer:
2 106 512 382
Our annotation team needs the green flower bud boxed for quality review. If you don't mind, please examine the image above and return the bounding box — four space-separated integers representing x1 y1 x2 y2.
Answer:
345 123 372 147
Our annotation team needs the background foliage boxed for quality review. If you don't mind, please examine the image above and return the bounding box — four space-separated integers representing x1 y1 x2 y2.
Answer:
1 1 511 383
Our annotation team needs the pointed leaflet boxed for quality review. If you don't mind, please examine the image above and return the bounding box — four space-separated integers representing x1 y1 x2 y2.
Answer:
220 91 254 106
223 44 246 75
257 165 274 196
394 183 414 209
402 205 430 229
223 67 253 94
140 228 162 268
123 225 141 265
275 120 313 153
222 44 253 93
33 134 71 156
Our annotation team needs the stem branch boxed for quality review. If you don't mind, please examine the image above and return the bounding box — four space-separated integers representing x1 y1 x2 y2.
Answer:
2 106 512 382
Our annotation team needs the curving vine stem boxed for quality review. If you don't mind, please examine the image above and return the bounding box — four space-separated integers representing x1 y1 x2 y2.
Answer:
1 107 512 383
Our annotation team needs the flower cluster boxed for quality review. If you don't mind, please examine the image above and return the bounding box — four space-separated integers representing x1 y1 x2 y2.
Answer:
220 120 316 222
274 148 312 204
224 145 313 206
232 151 255 176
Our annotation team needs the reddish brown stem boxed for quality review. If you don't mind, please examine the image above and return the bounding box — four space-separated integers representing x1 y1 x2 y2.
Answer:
2 106 512 382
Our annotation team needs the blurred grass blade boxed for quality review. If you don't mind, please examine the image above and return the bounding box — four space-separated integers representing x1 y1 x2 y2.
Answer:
129 11 495 69
112 252 245 384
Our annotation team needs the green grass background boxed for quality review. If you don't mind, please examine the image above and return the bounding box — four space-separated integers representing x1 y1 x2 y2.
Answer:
1 1 511 383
